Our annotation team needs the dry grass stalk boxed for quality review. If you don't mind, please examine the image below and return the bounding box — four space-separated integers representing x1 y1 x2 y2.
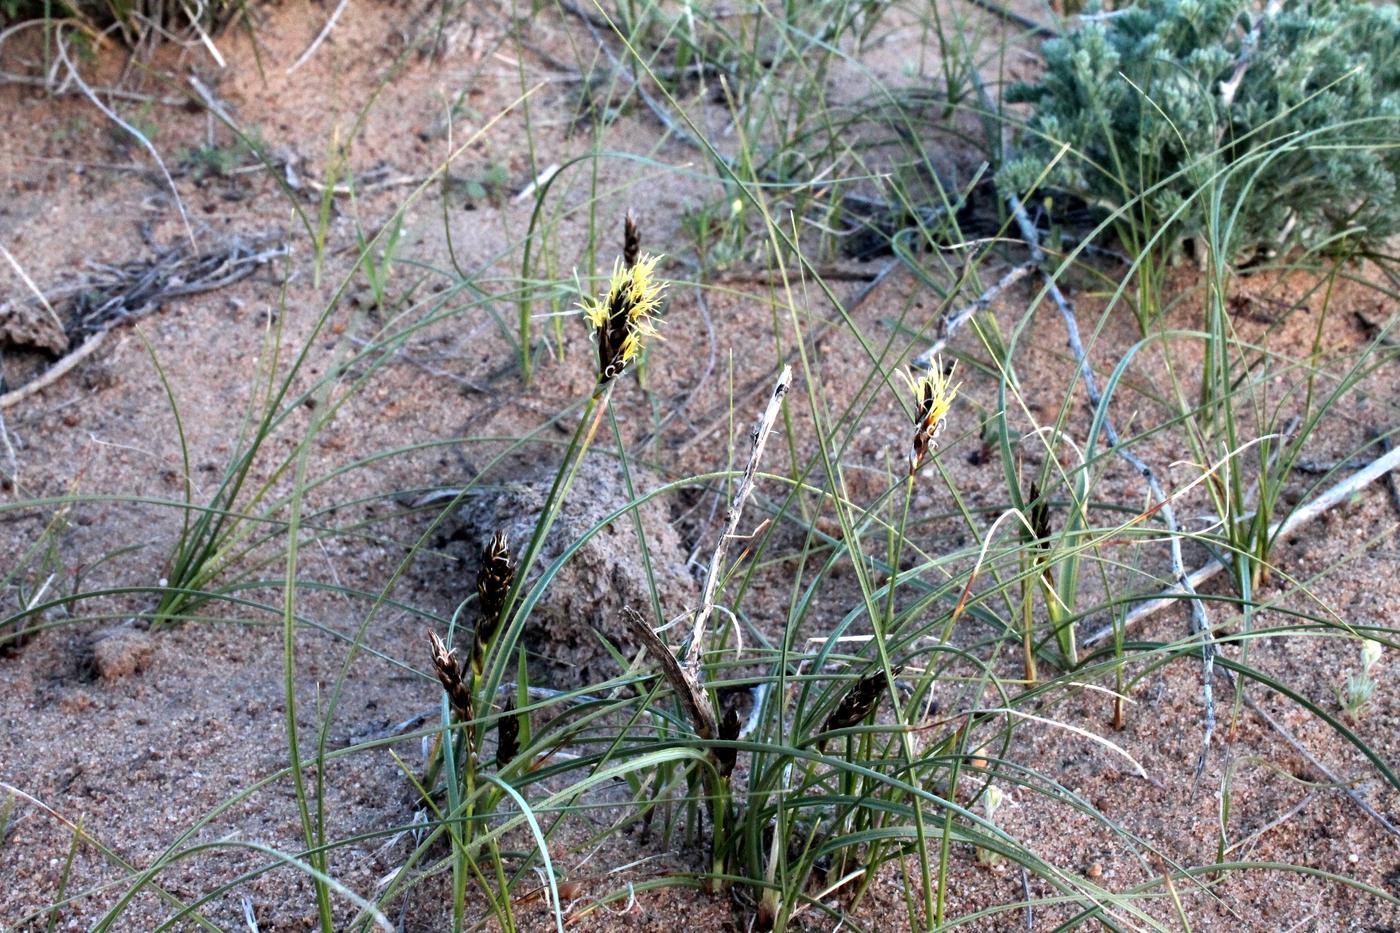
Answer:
685 364 793 677
53 31 197 251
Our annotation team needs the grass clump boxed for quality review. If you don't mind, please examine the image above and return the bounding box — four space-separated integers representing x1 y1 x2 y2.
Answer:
0 0 240 47
1000 0 1400 262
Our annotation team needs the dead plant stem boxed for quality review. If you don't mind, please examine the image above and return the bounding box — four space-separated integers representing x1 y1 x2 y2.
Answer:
1083 441 1400 645
685 364 792 677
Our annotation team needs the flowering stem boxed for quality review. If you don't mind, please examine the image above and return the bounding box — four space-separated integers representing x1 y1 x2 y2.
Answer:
475 383 613 711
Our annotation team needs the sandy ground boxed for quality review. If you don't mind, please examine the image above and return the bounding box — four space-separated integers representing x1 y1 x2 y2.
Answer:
1 1 1399 930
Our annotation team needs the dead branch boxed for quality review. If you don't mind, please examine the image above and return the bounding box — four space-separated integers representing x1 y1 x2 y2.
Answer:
1375 430 1400 521
912 260 1034 370
70 240 287 337
1084 440 1400 646
287 0 350 74
53 30 196 252
0 238 285 407
621 607 717 739
0 70 185 105
964 0 1058 38
0 332 107 410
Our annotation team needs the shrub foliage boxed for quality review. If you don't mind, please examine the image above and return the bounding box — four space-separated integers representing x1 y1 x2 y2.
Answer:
1001 0 1400 261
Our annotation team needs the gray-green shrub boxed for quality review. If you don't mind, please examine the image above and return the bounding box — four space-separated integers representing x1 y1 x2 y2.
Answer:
1000 0 1400 261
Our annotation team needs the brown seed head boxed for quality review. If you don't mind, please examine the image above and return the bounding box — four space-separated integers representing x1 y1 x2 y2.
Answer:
623 212 641 269
715 705 742 778
476 530 515 636
823 665 901 734
1026 481 1052 549
496 697 521 768
429 631 473 722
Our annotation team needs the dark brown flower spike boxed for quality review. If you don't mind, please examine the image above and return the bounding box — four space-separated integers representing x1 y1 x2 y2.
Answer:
581 218 665 389
429 631 472 723
823 665 902 735
475 531 515 651
715 705 742 778
623 212 641 269
496 697 521 768
1026 481 1052 550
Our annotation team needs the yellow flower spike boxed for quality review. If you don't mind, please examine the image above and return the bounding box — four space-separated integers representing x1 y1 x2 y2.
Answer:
582 250 667 387
897 359 959 475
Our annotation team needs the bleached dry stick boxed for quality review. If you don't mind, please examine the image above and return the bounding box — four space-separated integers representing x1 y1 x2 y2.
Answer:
1085 440 1400 647
1217 0 1283 108
621 607 718 740
287 0 349 74
0 331 107 410
684 364 793 677
912 260 1035 371
1016 190 1222 770
55 32 196 253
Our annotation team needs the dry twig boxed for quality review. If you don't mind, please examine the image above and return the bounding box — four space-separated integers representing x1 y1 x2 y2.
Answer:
1374 430 1400 521
287 0 351 74
912 260 1035 371
69 239 288 337
684 364 792 675
620 607 717 740
0 332 107 411
53 31 196 252
1083 441 1400 646
0 238 284 408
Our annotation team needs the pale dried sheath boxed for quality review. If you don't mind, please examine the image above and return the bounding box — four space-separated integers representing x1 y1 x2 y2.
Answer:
684 364 793 677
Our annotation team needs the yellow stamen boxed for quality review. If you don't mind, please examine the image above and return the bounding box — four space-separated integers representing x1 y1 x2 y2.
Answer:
580 252 667 384
898 361 960 429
